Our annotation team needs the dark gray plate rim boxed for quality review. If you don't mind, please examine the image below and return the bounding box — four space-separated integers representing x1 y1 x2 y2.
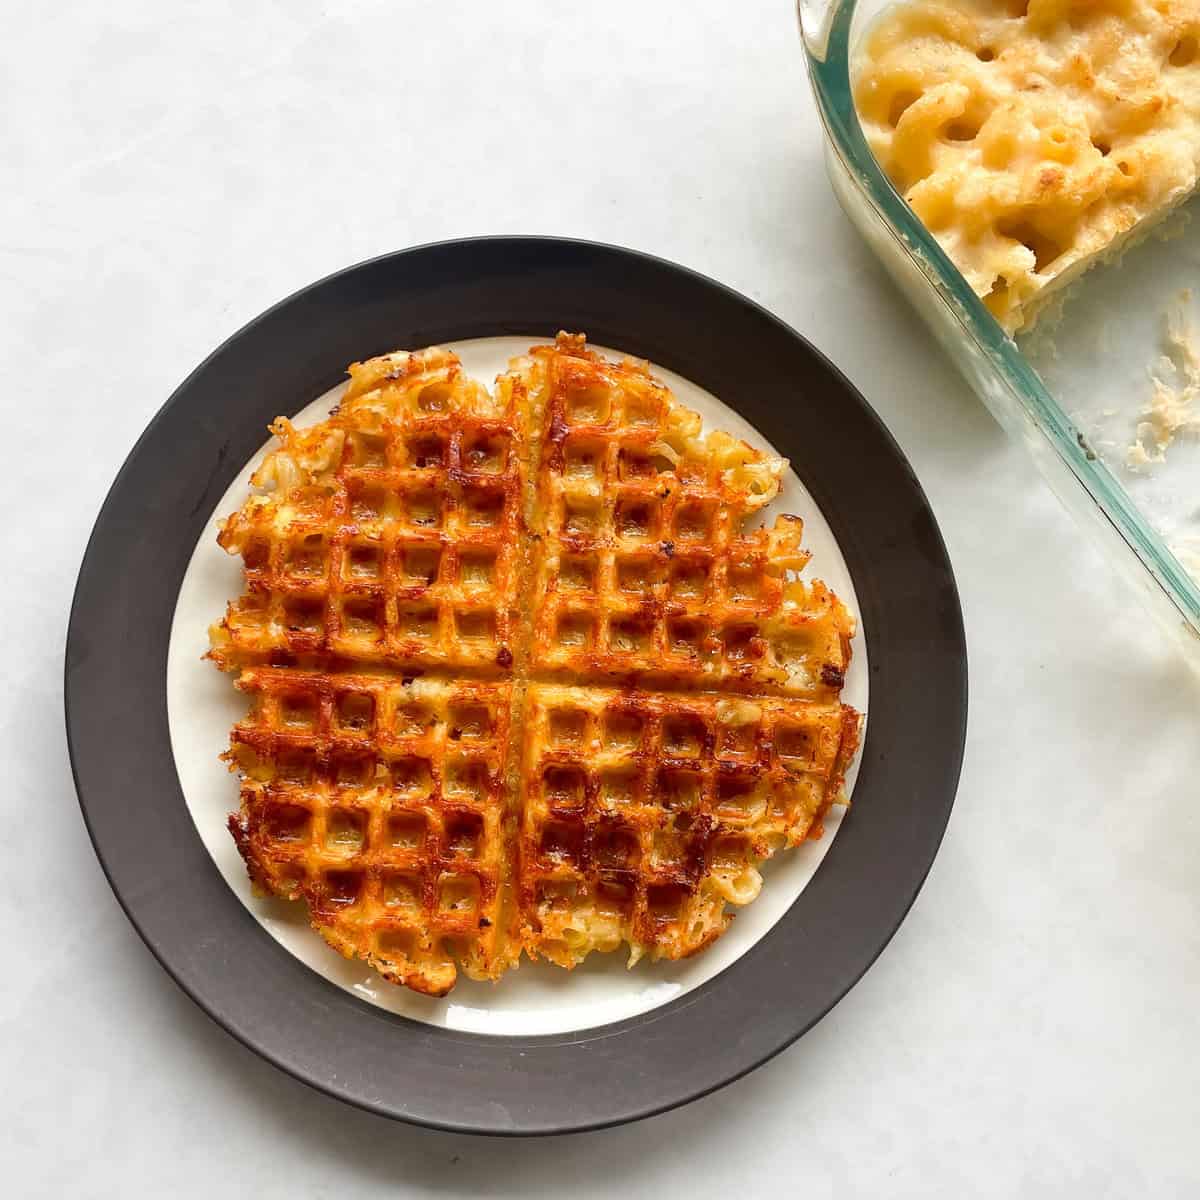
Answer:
64 236 967 1136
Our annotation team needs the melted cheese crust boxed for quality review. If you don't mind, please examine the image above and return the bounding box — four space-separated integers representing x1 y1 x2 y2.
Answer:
854 0 1200 332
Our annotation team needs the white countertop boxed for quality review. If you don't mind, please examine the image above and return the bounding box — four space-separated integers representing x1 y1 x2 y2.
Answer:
6 0 1199 1194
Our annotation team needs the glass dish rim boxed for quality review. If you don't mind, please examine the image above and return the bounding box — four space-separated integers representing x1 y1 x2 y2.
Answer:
799 0 1200 633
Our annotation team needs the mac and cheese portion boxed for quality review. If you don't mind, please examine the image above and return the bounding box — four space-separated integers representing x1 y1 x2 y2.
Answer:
854 0 1200 332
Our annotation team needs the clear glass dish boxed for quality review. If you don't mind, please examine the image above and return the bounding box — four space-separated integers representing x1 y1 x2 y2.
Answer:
799 0 1200 665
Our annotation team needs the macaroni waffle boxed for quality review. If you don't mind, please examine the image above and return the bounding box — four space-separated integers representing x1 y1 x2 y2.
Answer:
513 335 854 697
210 346 525 674
518 684 860 968
210 334 862 994
226 669 516 994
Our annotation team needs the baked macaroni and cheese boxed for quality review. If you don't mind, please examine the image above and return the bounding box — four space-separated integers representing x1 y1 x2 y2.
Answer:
210 334 862 995
854 0 1200 332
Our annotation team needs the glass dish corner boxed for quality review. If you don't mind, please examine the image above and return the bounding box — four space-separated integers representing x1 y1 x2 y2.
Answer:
798 0 1200 665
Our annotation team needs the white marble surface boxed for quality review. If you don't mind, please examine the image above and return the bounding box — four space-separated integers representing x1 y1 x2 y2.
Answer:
5 0 1199 1194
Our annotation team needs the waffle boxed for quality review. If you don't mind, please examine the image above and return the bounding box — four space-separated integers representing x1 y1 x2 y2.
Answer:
517 684 860 968
210 346 525 675
210 333 862 995
512 335 854 697
225 668 516 994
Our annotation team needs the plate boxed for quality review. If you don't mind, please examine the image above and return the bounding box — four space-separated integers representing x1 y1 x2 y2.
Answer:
66 236 966 1134
168 335 870 1035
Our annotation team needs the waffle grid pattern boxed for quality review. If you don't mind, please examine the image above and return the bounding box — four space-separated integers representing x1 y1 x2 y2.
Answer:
210 350 524 674
211 335 861 995
227 669 516 994
528 338 851 696
518 685 858 968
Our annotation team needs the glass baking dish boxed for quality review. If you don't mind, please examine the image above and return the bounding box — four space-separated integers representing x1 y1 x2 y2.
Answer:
799 0 1200 665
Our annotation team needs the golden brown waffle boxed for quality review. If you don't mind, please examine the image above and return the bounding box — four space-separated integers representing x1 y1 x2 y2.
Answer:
517 684 860 968
511 335 854 697
210 346 525 675
210 333 862 995
225 667 516 995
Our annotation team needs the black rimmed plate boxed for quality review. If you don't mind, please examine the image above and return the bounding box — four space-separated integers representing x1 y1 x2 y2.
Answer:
65 237 966 1135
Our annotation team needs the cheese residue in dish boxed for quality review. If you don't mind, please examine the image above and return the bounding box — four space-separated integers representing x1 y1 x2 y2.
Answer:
1127 294 1200 468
